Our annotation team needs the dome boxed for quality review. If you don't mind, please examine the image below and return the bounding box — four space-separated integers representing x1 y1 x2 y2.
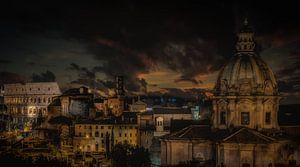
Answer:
215 19 278 96
215 54 278 96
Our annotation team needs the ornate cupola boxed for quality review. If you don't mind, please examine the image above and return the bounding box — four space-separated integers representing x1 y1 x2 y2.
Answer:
235 18 256 53
212 18 280 131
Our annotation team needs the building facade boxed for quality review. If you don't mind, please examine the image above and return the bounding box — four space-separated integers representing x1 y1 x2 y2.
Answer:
160 19 300 167
73 121 138 153
3 82 61 130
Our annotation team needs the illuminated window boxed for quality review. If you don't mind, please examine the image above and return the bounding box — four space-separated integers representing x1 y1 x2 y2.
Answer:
241 112 250 125
220 112 226 125
265 112 271 124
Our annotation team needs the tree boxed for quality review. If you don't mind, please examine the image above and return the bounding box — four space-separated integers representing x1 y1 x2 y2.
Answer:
111 142 150 167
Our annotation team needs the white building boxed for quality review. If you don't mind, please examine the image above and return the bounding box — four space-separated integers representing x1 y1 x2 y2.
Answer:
3 82 61 130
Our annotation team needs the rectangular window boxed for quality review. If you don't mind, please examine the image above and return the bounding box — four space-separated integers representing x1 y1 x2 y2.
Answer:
220 112 226 125
241 112 250 125
265 112 271 124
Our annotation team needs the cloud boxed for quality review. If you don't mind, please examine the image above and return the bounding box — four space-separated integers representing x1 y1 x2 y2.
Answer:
31 70 56 82
0 71 27 85
67 63 148 96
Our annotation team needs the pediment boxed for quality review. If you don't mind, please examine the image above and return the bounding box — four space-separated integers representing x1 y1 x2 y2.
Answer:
222 128 275 144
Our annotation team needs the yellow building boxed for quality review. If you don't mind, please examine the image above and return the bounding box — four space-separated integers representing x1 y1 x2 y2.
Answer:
73 120 138 153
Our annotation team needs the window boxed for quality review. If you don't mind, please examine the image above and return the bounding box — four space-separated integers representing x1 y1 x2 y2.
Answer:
95 131 99 137
220 112 226 125
101 133 103 137
95 143 99 151
119 133 121 137
89 132 92 137
38 88 40 91
241 112 250 125
43 98 46 103
265 112 271 125
101 139 104 144
79 132 82 137
108 126 111 129
89 126 92 130
146 120 149 126
130 133 132 137
95 126 98 129
38 98 41 103
101 126 104 129
48 87 51 91
125 133 127 137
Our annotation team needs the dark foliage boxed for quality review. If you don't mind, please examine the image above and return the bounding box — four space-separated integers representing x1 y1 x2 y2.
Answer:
111 142 150 167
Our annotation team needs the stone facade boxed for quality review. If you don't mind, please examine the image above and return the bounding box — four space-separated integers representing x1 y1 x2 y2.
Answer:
3 82 61 129
73 122 138 153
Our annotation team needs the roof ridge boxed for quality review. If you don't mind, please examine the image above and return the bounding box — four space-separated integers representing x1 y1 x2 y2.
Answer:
223 127 244 141
178 126 193 138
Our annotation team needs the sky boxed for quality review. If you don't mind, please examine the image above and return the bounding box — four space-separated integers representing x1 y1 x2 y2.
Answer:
0 1 299 103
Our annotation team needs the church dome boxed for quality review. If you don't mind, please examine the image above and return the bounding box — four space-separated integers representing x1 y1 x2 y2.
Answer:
215 19 278 96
